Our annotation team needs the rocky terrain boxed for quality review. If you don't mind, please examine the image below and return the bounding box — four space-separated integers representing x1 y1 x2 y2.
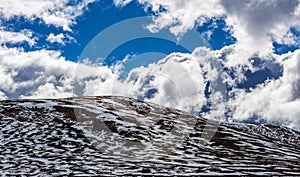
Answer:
0 96 299 176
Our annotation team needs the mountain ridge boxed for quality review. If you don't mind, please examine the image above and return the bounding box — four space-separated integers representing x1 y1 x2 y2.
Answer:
0 96 299 176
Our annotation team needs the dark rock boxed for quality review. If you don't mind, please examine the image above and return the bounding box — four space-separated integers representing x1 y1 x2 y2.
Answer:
0 96 299 176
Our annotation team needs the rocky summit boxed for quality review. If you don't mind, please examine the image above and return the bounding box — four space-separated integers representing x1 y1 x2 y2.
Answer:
0 96 299 176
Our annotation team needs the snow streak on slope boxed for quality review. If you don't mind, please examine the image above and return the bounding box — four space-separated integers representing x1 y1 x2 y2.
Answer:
0 96 299 176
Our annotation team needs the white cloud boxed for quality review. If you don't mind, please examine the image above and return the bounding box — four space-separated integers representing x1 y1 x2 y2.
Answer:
137 0 224 36
117 0 300 67
228 49 300 130
113 0 133 7
0 45 225 115
26 83 74 99
0 46 83 99
295 2 300 15
46 33 65 45
0 0 97 31
83 47 227 116
0 91 7 100
273 30 300 47
0 44 300 130
124 52 208 111
0 29 36 46
0 46 74 99
221 0 300 64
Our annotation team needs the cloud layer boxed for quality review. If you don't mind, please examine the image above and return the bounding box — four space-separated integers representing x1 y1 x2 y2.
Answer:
0 29 36 46
229 50 300 129
0 0 97 31
120 0 300 65
1 44 299 130
0 0 299 131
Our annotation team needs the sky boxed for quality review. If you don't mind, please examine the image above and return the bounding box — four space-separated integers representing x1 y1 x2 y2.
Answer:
0 0 300 130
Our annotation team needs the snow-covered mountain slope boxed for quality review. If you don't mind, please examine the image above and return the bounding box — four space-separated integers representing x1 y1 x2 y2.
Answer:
0 96 299 176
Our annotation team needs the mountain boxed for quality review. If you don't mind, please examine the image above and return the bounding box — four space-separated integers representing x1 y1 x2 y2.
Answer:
0 96 299 176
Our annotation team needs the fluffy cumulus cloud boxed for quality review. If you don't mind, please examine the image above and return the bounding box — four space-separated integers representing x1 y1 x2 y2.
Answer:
0 0 97 31
74 47 227 118
0 47 75 99
0 46 116 100
0 29 36 46
228 50 300 129
0 45 226 117
0 0 97 48
0 44 228 122
221 0 300 65
115 48 226 115
0 43 300 129
46 33 75 45
118 0 300 65
139 0 224 36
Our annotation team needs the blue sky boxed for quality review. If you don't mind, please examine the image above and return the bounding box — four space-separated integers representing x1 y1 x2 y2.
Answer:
3 0 292 90
2 0 296 63
1 0 236 63
0 0 300 130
